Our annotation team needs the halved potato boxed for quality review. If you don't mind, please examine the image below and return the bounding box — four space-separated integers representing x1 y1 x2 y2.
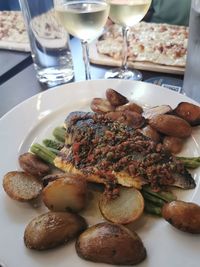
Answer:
76 222 146 265
3 171 43 202
42 174 87 212
99 186 144 224
24 211 87 250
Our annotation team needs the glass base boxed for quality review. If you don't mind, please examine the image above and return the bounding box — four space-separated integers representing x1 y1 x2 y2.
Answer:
36 66 74 87
105 68 142 81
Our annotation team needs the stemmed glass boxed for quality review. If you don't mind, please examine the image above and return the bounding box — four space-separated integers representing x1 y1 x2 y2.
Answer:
105 0 152 80
54 0 110 80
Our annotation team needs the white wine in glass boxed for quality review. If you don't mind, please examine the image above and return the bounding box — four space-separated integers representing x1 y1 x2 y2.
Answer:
54 0 110 80
105 0 152 80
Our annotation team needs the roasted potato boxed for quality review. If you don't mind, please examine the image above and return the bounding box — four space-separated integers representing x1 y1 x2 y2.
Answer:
162 200 200 234
106 88 128 107
174 102 200 126
42 173 65 186
163 136 184 154
143 105 172 120
90 98 114 114
105 110 145 128
76 222 146 265
149 114 192 138
24 211 87 250
99 186 144 224
3 171 43 202
19 152 50 177
116 102 143 114
140 125 160 143
42 174 87 212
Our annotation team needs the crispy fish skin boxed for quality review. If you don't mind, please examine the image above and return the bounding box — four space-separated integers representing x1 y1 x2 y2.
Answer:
54 111 196 191
54 156 146 189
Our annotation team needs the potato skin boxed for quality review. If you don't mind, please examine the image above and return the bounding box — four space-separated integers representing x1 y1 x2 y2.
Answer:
163 136 184 154
90 98 114 114
174 102 200 126
19 152 50 177
140 125 160 143
149 114 192 138
116 102 143 114
42 175 87 212
24 211 87 250
106 88 128 107
162 201 200 234
76 222 146 265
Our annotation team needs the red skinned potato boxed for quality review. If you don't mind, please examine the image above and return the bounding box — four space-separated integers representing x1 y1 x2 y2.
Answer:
140 125 160 143
174 102 200 126
106 88 128 107
90 98 114 114
24 211 87 250
162 200 200 234
116 102 143 114
149 114 192 138
76 222 146 265
105 110 145 128
19 152 50 177
163 136 184 154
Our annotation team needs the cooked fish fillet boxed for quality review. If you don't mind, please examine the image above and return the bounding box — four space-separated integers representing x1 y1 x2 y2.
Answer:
54 111 196 191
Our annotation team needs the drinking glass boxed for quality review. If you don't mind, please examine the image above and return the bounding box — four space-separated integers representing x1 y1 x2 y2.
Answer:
54 0 110 80
105 0 152 80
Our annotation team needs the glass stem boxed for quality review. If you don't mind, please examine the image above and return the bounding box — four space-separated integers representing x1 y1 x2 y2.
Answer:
121 26 129 71
81 40 91 80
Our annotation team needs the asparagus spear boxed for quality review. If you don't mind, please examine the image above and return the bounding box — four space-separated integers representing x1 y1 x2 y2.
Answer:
144 201 162 216
142 186 176 203
30 143 56 165
53 127 66 143
176 156 200 169
43 138 64 150
142 191 166 207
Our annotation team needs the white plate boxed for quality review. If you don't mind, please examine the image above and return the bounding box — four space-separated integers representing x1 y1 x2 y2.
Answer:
0 79 200 267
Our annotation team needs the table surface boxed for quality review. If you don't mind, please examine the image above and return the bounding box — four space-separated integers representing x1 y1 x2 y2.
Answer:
0 37 184 118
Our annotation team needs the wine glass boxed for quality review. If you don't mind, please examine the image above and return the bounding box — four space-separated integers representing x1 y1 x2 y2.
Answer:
54 0 110 80
105 0 152 80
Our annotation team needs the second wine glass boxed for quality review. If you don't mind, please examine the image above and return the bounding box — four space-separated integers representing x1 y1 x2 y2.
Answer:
54 0 110 80
105 0 152 80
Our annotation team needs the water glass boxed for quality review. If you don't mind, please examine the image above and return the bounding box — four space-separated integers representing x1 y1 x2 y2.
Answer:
19 0 74 87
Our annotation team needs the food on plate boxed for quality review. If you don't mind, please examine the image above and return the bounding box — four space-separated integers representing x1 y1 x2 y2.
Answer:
42 174 87 212
143 105 172 120
96 22 188 67
99 186 144 224
24 211 87 250
42 172 66 186
174 102 200 126
3 171 43 202
75 222 146 265
116 102 143 114
140 125 160 143
19 152 50 177
90 97 115 114
105 110 145 128
163 136 184 154
162 201 200 234
149 114 192 138
54 111 195 191
105 88 128 107
176 156 200 169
